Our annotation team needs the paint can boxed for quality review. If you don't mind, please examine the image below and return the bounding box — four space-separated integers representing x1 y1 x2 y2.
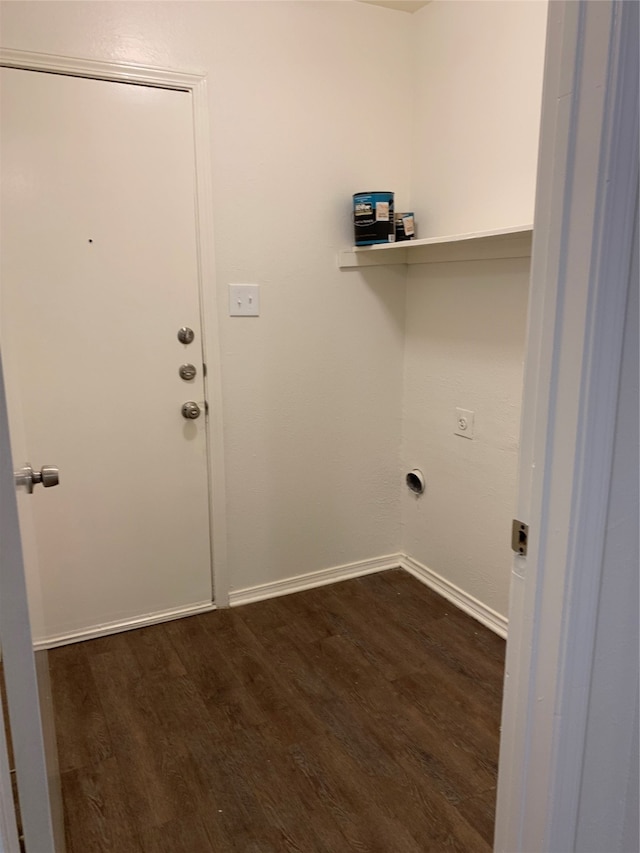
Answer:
395 212 416 242
353 191 395 246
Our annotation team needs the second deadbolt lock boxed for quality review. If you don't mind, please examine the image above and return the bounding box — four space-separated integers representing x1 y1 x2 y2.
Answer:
179 363 197 381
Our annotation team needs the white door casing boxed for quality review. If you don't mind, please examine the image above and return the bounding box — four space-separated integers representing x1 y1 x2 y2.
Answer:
0 55 228 645
495 2 639 851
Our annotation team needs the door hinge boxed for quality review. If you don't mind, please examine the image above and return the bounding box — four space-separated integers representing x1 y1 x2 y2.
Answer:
511 519 529 556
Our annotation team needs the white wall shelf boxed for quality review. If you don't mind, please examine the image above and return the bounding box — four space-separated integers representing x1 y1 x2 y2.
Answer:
338 224 533 268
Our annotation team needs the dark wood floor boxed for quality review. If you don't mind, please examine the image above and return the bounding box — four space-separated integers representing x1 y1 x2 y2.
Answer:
49 569 505 852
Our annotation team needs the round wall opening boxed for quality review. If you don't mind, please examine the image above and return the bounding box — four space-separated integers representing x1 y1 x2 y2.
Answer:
406 469 425 495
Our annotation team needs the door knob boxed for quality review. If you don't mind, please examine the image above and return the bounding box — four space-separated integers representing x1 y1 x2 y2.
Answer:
14 464 60 494
181 402 201 420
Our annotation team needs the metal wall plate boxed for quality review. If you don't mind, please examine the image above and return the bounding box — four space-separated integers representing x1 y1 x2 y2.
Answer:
511 519 529 556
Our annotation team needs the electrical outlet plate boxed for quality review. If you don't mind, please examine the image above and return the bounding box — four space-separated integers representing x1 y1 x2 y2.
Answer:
454 407 475 439
229 284 260 317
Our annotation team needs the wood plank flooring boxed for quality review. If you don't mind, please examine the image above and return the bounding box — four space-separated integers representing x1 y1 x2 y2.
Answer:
49 569 505 852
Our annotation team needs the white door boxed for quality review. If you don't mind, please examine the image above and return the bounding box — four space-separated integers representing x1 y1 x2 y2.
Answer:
0 349 60 853
0 68 213 646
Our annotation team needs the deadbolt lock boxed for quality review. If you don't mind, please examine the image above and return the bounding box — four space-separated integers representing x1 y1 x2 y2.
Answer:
179 363 197 381
177 327 195 345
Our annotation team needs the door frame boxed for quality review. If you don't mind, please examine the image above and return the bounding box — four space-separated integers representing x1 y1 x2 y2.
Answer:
495 2 638 851
0 48 230 609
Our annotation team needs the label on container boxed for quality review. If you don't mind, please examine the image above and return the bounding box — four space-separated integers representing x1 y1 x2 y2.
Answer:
376 201 390 221
395 212 416 241
402 214 415 236
355 201 373 218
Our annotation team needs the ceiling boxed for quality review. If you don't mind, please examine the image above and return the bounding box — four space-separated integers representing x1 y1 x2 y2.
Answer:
358 0 431 13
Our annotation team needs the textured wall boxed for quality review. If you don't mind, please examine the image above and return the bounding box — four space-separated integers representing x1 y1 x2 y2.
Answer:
398 0 546 619
1 1 411 594
410 0 547 238
401 258 530 618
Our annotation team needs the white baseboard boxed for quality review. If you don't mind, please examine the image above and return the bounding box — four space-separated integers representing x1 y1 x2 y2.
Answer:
33 554 507 648
33 600 216 650
401 555 508 639
229 553 403 607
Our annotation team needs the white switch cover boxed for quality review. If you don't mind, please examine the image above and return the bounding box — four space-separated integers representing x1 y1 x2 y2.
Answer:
229 284 260 317
454 407 475 439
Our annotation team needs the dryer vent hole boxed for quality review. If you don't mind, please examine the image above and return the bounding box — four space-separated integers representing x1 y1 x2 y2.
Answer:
406 470 425 495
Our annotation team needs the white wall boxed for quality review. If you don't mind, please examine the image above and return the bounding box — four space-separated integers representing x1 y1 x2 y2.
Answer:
401 258 529 617
0 1 412 594
1 1 548 618
400 1 546 620
410 0 547 238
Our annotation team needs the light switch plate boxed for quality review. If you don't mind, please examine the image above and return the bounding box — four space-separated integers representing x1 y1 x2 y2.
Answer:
229 284 260 317
454 407 475 439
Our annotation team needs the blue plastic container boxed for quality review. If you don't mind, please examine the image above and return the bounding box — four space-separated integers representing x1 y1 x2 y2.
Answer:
353 191 395 246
